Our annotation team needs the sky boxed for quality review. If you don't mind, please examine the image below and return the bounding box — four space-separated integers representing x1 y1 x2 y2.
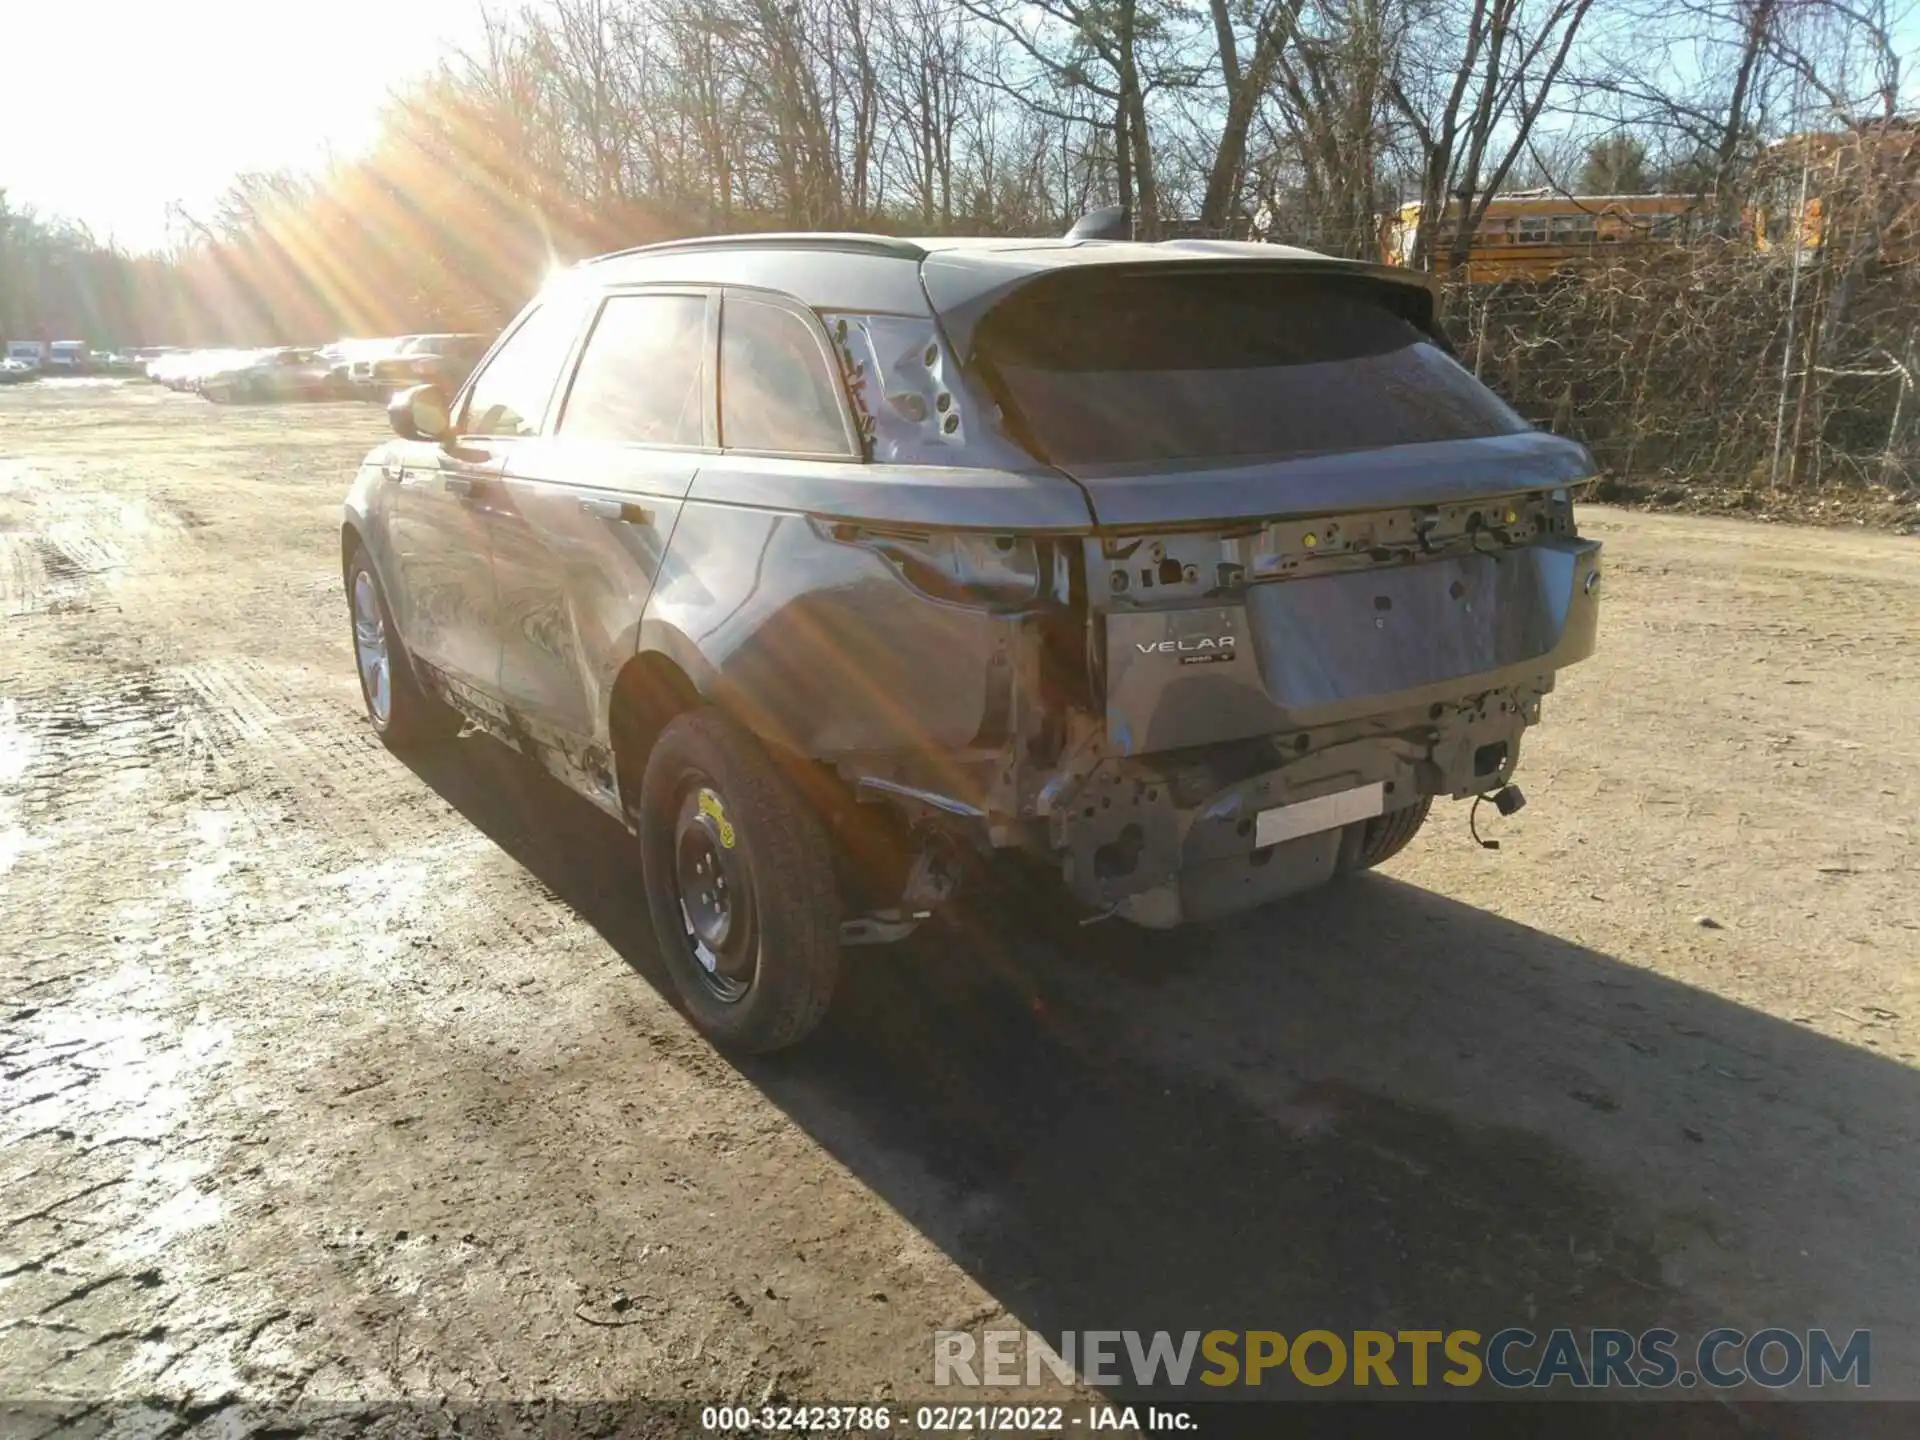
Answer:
2 0 482 254
7 0 1916 253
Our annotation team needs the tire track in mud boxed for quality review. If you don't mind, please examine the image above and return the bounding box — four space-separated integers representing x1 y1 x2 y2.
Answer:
0 662 417 1406
0 394 525 1410
4 658 463 903
176 657 449 857
0 494 174 621
0 534 100 620
0 670 237 1403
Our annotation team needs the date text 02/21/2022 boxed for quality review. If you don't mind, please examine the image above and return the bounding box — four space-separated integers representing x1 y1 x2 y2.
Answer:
698 1405 1196 1433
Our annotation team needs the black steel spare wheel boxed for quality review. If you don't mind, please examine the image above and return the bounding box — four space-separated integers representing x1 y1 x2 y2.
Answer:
673 780 758 1003
638 709 840 1052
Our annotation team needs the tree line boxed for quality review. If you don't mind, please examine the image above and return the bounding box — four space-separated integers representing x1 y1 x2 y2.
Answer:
1 0 1914 492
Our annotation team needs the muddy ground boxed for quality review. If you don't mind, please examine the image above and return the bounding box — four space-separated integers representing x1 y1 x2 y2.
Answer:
1 381 1916 1433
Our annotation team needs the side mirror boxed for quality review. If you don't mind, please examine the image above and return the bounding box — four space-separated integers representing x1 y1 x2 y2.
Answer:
389 383 452 444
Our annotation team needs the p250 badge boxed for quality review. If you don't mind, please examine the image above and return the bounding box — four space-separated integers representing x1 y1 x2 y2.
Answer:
1136 635 1236 665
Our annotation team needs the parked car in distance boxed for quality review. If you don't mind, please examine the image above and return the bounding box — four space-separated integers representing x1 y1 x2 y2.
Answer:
347 336 421 399
321 338 396 398
133 348 182 380
150 349 203 388
176 348 257 393
148 351 199 386
201 347 334 403
7 340 48 369
342 225 1603 1053
364 333 490 401
0 357 37 384
46 341 90 373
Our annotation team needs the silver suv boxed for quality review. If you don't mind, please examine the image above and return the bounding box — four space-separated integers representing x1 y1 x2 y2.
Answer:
341 226 1602 1051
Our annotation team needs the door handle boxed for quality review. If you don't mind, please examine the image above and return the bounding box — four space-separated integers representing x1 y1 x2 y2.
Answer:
580 497 653 525
443 474 476 497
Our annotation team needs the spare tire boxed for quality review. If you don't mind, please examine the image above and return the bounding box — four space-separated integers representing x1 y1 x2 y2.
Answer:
1340 796 1433 872
638 709 841 1053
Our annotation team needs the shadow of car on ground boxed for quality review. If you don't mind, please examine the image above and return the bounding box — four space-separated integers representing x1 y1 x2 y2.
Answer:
399 734 1913 1437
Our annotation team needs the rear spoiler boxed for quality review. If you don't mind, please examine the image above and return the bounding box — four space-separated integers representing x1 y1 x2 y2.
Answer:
920 251 1445 364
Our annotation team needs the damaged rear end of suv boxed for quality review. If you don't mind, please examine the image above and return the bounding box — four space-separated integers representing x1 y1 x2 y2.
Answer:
344 228 1600 1052
896 251 1602 931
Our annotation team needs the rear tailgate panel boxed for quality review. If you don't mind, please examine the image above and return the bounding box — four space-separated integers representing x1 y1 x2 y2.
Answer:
1103 536 1600 755
1249 535 1598 715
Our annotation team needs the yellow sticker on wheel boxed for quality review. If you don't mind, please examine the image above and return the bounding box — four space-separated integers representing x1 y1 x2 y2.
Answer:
698 789 737 849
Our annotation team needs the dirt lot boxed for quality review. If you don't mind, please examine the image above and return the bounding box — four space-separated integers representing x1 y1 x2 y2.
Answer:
2 381 1916 1429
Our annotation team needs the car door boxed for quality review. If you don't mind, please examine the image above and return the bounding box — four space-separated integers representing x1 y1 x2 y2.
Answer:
386 438 504 697
490 288 715 766
387 293 591 699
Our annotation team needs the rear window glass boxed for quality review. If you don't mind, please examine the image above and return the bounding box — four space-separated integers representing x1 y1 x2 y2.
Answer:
976 272 1525 467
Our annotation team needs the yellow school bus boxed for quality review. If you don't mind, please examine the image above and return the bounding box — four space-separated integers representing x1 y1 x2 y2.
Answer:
1748 129 1919 257
1379 191 1708 282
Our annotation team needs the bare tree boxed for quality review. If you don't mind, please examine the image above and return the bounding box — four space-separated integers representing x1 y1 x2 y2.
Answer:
1391 0 1603 271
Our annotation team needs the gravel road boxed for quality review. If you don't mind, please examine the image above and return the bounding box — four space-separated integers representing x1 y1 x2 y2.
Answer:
2 382 1915 1431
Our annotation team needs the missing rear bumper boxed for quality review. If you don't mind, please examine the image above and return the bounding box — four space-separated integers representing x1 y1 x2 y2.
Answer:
1052 701 1532 927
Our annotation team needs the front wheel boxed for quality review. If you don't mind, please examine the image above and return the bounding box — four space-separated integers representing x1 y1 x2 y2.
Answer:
344 544 459 748
638 710 840 1053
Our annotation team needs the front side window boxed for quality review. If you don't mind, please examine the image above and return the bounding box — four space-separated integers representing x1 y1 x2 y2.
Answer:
459 295 591 438
719 295 850 455
558 293 709 447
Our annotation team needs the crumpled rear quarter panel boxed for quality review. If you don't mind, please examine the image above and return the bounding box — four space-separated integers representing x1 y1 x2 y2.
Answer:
642 502 1010 756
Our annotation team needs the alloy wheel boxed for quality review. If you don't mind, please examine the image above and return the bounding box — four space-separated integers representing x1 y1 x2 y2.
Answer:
351 569 392 726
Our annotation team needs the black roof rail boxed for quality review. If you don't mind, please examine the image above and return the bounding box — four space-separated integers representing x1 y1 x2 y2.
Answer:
586 232 928 266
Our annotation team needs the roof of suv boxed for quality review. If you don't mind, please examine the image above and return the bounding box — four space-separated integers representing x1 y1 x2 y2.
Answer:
587 231 1332 262
584 231 1381 278
576 231 1437 340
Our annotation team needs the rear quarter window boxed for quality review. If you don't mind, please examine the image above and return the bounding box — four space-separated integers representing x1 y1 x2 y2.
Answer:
719 294 852 456
976 271 1526 468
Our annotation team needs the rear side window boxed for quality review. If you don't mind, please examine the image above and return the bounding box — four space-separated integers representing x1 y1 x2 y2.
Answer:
460 294 591 438
558 293 709 447
719 295 851 455
977 272 1525 467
